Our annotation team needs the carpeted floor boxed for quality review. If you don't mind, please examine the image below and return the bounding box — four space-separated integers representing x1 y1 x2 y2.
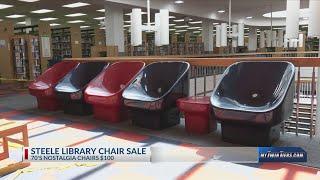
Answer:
0 91 320 180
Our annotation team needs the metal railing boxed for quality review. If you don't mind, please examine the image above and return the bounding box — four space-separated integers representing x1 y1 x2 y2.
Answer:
65 51 320 138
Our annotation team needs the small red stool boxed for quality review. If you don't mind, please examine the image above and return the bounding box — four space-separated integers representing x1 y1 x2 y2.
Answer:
177 96 216 135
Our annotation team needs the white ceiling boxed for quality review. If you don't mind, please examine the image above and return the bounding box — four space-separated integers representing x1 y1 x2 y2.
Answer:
105 0 310 26
0 0 311 28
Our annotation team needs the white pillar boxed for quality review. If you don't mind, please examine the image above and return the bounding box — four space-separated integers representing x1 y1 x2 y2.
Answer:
105 5 125 53
277 30 284 47
202 19 214 52
238 23 244 46
265 30 272 47
259 30 265 48
232 24 238 48
221 23 228 47
248 27 257 51
272 31 277 47
216 25 221 47
285 0 300 39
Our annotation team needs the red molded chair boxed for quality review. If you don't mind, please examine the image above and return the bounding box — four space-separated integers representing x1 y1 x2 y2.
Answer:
85 61 145 122
29 61 79 111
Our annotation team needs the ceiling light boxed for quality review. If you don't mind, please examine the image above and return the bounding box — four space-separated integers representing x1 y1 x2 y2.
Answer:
170 29 176 31
213 22 219 25
218 10 225 13
80 25 90 29
123 25 131 27
100 27 106 30
174 1 184 4
40 17 58 21
263 8 309 18
193 31 201 33
31 9 54 14
67 20 85 24
187 27 201 30
189 21 202 24
176 30 188 32
50 23 60 26
17 21 26 25
65 13 87 17
175 33 180 35
0 4 13 10
6 14 25 18
173 19 184 22
125 12 147 16
169 16 176 19
246 16 253 19
62 2 90 8
302 17 308 20
143 22 155 25
124 20 131 23
18 0 39 2
169 24 176 26
175 25 189 28
97 9 105 12
93 17 105 20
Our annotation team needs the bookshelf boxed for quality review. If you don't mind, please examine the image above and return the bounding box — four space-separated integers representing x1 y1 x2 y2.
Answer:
81 29 94 57
51 27 72 61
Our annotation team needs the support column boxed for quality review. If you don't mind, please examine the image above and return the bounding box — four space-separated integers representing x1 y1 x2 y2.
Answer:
105 5 125 55
248 27 257 52
202 19 214 54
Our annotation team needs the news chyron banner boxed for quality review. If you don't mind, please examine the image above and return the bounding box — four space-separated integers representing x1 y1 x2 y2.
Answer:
22 146 307 163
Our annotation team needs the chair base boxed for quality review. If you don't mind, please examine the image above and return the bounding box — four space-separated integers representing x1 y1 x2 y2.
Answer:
62 101 92 116
93 105 127 123
37 98 61 111
129 107 180 130
185 113 216 135
221 122 281 146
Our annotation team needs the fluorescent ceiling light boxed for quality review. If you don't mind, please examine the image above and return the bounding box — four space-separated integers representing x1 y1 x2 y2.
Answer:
143 22 155 25
93 17 105 20
100 27 106 30
176 29 188 32
189 21 202 24
6 14 25 18
174 1 184 4
187 27 201 30
125 12 147 16
170 29 176 31
0 4 13 9
263 8 309 18
50 23 60 26
169 16 175 19
18 0 39 2
175 25 189 28
218 10 225 13
31 9 54 14
17 21 26 25
169 24 176 26
173 19 184 22
193 31 201 33
246 16 253 19
65 13 87 17
213 22 219 25
124 20 131 23
175 33 180 35
97 9 105 12
63 2 90 8
123 25 131 27
80 25 90 29
40 17 58 21
67 20 85 24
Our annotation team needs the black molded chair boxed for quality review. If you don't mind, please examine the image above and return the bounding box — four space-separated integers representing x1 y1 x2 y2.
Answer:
55 62 108 115
211 61 295 146
123 61 190 130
